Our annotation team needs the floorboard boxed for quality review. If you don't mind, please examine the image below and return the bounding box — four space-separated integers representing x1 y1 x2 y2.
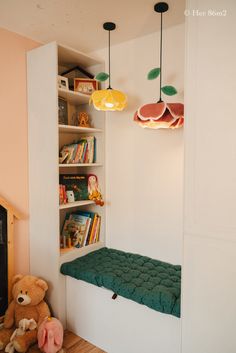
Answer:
0 330 106 353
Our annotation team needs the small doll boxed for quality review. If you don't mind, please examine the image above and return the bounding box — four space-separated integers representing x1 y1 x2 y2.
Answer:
88 174 104 206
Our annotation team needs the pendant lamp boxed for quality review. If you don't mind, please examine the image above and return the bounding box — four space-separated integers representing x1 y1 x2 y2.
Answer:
134 2 184 129
90 22 127 111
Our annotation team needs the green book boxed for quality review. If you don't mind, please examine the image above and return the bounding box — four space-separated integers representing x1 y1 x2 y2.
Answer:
59 174 88 201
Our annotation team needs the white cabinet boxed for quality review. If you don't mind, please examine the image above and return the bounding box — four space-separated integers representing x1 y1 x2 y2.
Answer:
27 42 105 324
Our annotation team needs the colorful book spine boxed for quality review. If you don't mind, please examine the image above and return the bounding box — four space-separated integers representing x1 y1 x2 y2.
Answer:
95 216 101 243
89 214 98 245
59 185 67 204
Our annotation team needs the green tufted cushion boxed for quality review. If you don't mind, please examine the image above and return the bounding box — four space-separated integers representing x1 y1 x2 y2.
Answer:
60 247 181 318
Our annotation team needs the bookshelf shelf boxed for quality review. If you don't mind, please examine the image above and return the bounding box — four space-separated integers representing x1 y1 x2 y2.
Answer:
59 163 102 168
58 88 90 105
60 241 104 256
59 124 102 134
59 200 95 210
59 241 105 263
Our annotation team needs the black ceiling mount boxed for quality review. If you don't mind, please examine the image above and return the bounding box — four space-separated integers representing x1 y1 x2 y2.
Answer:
154 2 169 13
154 2 169 102
103 22 116 31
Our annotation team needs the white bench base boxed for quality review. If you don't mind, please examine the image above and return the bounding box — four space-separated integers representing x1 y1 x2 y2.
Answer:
65 276 181 353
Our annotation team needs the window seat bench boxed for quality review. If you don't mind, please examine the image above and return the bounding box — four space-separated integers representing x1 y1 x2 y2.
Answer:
60 247 181 318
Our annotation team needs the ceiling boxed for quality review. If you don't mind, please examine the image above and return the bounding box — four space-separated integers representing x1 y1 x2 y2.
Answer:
0 0 185 52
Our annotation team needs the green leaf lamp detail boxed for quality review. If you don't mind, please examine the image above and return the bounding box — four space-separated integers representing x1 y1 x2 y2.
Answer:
90 22 127 111
95 72 110 82
161 85 178 96
147 68 160 80
134 2 184 129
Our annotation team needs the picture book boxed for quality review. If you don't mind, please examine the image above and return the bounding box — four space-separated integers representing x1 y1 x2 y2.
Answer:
61 212 90 248
59 174 89 201
69 213 91 248
70 210 93 246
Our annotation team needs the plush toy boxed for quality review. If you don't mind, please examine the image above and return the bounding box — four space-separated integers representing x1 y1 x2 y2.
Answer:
0 274 50 353
5 318 37 353
88 174 104 206
38 317 64 353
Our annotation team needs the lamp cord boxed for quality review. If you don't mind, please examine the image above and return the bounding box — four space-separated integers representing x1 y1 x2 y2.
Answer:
159 12 163 102
108 30 111 89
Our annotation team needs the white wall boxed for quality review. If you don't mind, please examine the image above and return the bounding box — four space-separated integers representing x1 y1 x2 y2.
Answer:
182 0 236 352
92 23 185 265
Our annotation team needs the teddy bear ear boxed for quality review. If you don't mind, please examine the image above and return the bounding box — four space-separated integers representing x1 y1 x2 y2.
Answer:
35 279 48 291
12 274 23 285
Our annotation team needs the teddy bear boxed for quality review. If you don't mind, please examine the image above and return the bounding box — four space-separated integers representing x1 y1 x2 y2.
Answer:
0 274 51 353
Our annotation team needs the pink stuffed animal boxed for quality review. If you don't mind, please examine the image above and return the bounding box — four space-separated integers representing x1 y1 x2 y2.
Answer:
37 317 63 353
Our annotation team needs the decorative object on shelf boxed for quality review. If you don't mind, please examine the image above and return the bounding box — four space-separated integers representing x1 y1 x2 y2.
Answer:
88 174 104 206
134 2 184 129
60 65 94 90
58 97 68 125
66 190 75 203
57 75 69 90
74 78 98 95
78 112 91 128
90 22 127 111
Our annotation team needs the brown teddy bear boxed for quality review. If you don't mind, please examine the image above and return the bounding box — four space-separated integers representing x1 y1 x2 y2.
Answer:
0 274 51 352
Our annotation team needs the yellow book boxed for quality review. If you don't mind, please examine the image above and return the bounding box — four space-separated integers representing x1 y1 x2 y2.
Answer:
88 214 98 245
95 216 101 243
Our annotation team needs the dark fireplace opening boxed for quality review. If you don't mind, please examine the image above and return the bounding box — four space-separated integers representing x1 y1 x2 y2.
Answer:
0 206 8 316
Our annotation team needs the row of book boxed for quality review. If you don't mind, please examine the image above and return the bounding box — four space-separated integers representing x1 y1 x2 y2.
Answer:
60 211 101 249
59 136 96 164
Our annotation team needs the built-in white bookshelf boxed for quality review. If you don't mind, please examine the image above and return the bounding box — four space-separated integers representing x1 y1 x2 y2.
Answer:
27 42 106 325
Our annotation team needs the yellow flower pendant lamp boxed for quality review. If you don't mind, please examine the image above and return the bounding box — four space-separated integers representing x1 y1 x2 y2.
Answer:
90 22 127 111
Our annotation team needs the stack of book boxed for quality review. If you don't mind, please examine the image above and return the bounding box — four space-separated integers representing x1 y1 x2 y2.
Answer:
60 211 101 250
59 136 96 164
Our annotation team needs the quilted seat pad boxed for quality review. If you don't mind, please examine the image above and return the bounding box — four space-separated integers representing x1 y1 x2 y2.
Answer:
60 247 181 318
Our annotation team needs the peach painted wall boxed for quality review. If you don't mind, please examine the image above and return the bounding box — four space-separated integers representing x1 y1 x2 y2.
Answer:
0 28 39 274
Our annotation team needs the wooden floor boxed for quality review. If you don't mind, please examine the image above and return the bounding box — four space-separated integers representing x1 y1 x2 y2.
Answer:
0 330 106 353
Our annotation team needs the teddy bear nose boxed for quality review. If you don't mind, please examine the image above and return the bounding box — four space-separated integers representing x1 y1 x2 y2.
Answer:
18 297 24 303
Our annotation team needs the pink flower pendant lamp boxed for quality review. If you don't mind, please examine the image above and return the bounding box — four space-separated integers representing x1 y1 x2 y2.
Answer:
134 2 184 129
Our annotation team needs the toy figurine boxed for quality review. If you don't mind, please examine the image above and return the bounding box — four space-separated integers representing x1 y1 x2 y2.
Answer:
88 174 104 206
78 112 90 128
